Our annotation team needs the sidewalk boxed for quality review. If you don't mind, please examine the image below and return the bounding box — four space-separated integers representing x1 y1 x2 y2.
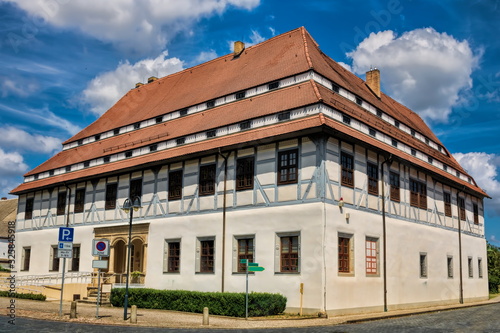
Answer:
2 295 500 329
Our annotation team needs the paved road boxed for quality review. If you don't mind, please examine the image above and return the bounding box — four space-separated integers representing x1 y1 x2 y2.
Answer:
3 303 500 332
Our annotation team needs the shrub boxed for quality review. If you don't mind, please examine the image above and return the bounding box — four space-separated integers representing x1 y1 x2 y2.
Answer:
0 291 46 301
111 288 286 317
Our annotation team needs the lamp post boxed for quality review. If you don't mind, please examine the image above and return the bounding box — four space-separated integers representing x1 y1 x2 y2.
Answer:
121 196 141 320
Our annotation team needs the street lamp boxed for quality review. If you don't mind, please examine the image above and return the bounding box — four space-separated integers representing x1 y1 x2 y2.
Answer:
121 196 141 320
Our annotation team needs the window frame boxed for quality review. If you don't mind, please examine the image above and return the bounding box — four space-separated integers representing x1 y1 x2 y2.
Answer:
56 191 67 216
340 152 354 187
365 237 379 276
105 183 118 210
199 239 215 273
163 240 181 273
25 197 34 220
389 172 400 202
277 149 299 185
473 203 479 225
458 197 466 221
50 245 60 272
420 253 427 278
279 235 300 273
70 244 80 272
168 170 183 200
237 237 255 273
444 192 452 217
410 179 427 210
447 256 453 278
22 247 31 271
236 157 254 191
74 188 85 213
199 164 216 196
367 162 379 195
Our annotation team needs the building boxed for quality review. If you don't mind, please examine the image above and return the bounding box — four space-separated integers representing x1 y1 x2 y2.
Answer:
0 198 17 270
11 27 489 315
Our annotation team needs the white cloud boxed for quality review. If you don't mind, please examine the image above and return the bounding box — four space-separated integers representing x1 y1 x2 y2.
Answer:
347 28 480 123
9 0 260 55
227 29 267 53
338 62 352 72
453 152 500 215
81 51 184 116
193 50 218 65
1 76 39 98
0 126 61 154
0 148 28 178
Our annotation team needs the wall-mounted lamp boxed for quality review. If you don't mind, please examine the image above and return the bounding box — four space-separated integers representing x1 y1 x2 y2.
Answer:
338 197 344 208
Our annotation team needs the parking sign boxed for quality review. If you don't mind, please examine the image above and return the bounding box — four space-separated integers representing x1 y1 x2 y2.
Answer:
58 227 74 242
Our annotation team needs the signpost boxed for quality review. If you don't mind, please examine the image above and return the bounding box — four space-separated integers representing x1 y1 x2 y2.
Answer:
240 259 265 319
58 227 74 318
92 239 110 319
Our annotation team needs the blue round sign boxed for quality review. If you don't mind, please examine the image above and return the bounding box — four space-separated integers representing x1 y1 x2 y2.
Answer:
96 241 106 251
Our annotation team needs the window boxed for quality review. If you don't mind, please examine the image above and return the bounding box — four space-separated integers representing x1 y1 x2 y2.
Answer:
425 138 429 145
411 129 416 136
235 91 246 99
478 258 483 278
355 96 362 105
239 121 251 130
368 127 376 137
420 253 427 278
280 235 299 273
199 164 216 196
163 240 180 273
277 149 298 185
443 164 448 171
444 192 452 217
113 128 120 135
74 188 85 213
155 116 163 123
78 139 83 145
268 81 280 90
22 247 31 271
105 183 118 210
236 157 254 191
57 191 67 216
394 120 400 128
468 257 473 278
411 149 417 156
237 238 254 273
332 83 340 93
168 170 183 200
206 99 216 108
134 122 140 129
342 115 351 125
65 166 71 172
428 156 433 164
25 197 34 220
278 112 290 121
179 108 188 117
376 109 382 117
338 236 353 273
94 134 101 141
410 179 427 210
50 246 60 272
125 151 133 158
456 171 460 178
103 156 110 163
366 238 378 275
341 152 354 187
49 170 54 176
447 256 453 278
83 161 90 168
389 172 400 202
206 130 216 138
473 203 479 225
34 174 38 180
200 240 214 273
149 144 158 152
70 245 80 272
367 163 378 195
458 197 466 221
130 178 142 200
176 137 186 145
391 139 398 147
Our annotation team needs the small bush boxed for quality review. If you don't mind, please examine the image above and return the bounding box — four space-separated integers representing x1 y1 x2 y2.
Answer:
0 291 46 301
111 288 286 317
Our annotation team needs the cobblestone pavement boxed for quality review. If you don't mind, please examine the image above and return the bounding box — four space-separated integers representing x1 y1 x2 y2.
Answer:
3 303 500 333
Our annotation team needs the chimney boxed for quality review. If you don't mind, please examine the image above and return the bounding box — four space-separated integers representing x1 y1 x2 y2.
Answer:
147 76 158 84
1 197 6 200
135 82 144 89
233 41 245 57
366 68 381 98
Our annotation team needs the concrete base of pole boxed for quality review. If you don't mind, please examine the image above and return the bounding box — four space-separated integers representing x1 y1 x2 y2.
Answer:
203 307 209 325
130 305 137 324
70 301 77 319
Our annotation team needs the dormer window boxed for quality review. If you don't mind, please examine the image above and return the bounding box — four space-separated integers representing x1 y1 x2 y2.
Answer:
206 100 216 108
268 81 280 90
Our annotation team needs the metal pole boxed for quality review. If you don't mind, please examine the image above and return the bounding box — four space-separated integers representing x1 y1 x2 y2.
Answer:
123 206 133 320
59 258 66 317
96 256 102 319
245 259 249 320
381 156 392 312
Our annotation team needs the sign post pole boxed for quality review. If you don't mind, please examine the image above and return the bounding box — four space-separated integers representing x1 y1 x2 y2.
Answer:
245 259 249 320
59 258 66 318
58 227 74 318
96 256 102 319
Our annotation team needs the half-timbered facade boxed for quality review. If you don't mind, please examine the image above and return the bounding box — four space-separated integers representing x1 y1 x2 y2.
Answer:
11 27 489 315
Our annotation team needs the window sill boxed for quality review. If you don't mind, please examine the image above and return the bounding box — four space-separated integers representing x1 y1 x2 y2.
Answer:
338 272 355 277
366 273 380 277
274 271 300 275
232 272 254 275
163 271 180 274
195 272 215 274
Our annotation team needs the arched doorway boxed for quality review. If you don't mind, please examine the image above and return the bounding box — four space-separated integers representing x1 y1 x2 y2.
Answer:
131 238 144 273
113 240 126 283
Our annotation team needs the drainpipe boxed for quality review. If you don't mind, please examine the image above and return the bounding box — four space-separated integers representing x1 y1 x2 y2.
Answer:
218 149 231 293
380 155 393 312
457 185 466 304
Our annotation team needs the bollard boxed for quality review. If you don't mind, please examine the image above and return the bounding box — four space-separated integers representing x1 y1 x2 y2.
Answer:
203 307 209 325
131 305 137 324
70 301 77 319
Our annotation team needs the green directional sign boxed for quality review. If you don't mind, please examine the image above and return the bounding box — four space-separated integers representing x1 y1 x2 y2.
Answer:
248 262 259 267
239 259 249 264
248 266 265 272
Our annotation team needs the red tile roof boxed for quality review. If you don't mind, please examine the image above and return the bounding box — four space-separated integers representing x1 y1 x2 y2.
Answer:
11 27 487 199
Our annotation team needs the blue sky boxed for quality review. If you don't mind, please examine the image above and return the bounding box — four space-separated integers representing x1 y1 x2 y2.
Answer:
1 0 499 244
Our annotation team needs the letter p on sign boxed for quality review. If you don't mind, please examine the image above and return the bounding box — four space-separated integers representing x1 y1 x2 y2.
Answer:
58 227 74 242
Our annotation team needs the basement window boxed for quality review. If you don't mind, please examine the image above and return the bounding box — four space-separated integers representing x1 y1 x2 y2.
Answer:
206 100 216 109
342 115 351 125
176 137 186 145
268 81 280 90
235 91 246 99
278 112 291 121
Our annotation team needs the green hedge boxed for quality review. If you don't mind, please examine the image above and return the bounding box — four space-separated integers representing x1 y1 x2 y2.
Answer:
0 291 46 301
111 288 286 317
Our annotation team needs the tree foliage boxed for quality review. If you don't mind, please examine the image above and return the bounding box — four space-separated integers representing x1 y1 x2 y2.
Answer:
487 242 500 293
